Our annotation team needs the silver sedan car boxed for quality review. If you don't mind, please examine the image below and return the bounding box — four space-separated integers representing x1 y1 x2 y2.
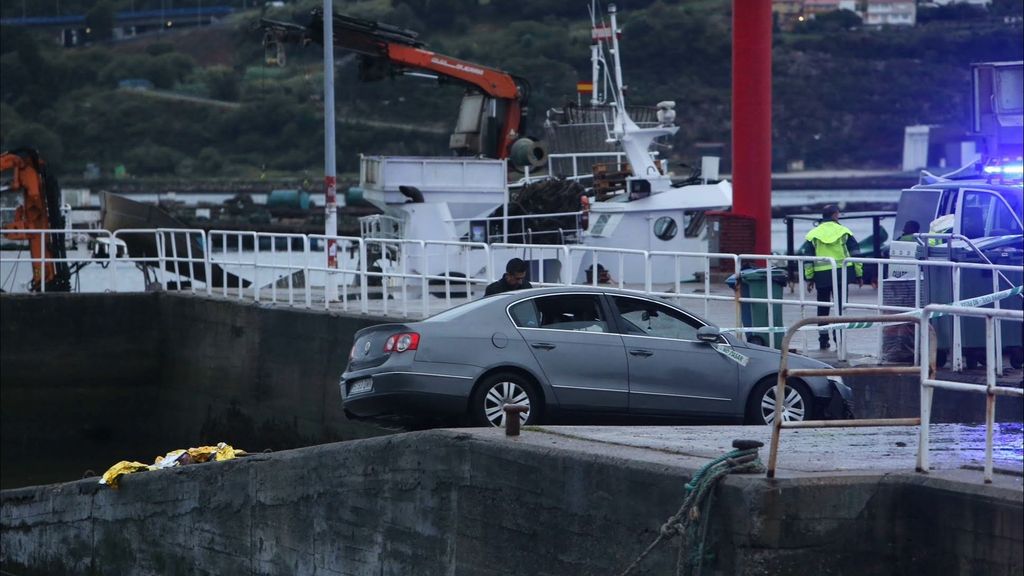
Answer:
340 287 853 427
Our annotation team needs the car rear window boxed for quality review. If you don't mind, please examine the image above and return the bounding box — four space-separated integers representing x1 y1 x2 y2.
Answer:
509 300 540 328
422 297 494 322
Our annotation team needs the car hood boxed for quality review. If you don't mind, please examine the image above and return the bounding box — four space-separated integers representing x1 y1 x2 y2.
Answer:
728 336 832 370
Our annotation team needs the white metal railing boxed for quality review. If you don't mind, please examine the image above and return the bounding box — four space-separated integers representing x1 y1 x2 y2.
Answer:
918 304 1024 484
768 305 1023 483
2 227 1020 368
844 256 1022 372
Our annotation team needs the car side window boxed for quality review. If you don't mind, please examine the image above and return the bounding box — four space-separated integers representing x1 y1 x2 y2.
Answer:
508 299 541 328
612 296 700 340
529 295 608 333
961 190 1022 237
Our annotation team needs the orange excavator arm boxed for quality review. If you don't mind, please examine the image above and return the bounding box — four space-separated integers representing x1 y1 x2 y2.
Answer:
1 149 70 291
260 10 532 162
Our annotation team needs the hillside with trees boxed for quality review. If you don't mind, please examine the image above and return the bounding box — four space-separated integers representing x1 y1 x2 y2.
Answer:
1 0 1022 181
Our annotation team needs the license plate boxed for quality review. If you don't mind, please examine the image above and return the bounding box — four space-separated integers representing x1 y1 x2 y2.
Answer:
348 379 373 395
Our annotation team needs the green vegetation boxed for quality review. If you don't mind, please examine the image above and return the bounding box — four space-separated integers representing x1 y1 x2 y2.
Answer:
1 0 1022 179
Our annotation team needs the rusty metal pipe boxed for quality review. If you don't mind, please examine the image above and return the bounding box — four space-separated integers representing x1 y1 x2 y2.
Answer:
767 312 926 479
781 417 920 429
787 366 921 377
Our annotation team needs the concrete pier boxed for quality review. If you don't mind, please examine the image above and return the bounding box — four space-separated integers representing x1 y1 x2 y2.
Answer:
1 292 1022 575
1 426 1021 575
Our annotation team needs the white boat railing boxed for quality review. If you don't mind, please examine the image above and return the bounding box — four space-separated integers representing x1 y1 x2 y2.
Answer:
517 151 629 186
2 227 1020 370
446 210 584 245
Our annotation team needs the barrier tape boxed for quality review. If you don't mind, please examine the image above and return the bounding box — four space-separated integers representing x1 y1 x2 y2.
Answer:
721 285 1023 335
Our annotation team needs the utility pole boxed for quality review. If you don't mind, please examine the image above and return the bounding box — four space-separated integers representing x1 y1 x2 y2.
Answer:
732 0 773 258
323 0 339 302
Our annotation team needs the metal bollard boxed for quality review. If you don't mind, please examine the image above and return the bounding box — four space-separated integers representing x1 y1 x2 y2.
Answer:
503 404 529 436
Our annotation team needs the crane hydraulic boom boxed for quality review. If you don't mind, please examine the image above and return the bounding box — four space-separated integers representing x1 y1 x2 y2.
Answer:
260 10 543 166
0 149 71 292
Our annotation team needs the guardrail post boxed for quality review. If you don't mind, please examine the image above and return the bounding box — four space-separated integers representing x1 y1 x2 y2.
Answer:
984 315 996 484
359 240 368 313
110 230 120 293
304 236 312 309
917 311 935 474
204 231 212 297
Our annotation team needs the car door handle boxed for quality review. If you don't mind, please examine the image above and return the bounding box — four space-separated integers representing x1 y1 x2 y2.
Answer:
629 349 654 357
531 343 556 350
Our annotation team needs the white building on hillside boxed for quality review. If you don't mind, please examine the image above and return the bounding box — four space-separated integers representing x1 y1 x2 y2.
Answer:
865 0 917 26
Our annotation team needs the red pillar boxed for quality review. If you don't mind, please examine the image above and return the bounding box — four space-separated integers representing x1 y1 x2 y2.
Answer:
732 0 773 257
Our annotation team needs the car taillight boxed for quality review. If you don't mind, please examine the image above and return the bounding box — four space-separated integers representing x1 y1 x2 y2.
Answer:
383 332 419 353
348 343 357 361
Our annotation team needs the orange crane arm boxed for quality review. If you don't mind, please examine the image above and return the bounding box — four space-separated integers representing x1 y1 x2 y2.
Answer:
1 151 50 235
261 10 528 160
1 149 70 291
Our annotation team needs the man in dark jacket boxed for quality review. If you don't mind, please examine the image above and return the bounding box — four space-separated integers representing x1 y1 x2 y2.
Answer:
484 258 533 296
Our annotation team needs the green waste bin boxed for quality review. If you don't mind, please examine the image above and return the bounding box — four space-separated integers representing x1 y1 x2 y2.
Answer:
726 268 789 349
924 236 1024 369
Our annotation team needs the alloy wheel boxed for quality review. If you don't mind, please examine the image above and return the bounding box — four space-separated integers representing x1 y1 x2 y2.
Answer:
482 380 531 427
759 384 806 424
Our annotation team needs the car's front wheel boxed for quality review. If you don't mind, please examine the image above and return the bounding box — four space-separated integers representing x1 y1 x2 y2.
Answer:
470 372 542 428
746 377 813 425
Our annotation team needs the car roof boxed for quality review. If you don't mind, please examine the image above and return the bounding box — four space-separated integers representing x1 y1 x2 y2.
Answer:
488 285 662 300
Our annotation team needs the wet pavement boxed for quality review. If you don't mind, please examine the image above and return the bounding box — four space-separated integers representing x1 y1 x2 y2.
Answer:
502 423 1023 487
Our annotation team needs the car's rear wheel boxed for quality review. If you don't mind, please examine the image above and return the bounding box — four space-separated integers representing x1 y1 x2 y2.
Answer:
470 372 542 428
746 377 813 425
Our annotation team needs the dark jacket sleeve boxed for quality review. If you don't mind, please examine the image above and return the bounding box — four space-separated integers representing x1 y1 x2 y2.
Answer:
845 234 860 256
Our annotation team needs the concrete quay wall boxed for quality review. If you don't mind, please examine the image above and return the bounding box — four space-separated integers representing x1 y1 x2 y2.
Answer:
0 293 390 488
2 430 1021 576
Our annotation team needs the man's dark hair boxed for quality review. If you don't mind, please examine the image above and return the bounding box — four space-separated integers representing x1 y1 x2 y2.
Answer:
506 258 528 275
821 205 840 220
903 220 920 234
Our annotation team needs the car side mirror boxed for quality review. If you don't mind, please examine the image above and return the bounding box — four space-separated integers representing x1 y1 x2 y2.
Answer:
697 326 721 343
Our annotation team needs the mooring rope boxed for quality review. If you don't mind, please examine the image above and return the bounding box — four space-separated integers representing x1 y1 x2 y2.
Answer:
617 440 766 576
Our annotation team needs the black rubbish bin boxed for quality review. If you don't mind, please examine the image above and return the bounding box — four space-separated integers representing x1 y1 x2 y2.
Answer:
726 268 789 349
924 236 1024 369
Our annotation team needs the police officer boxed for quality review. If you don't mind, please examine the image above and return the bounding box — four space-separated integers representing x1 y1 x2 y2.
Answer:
803 205 863 350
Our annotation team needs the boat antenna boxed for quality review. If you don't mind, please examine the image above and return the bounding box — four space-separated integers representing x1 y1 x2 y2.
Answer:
588 1 603 106
607 4 627 114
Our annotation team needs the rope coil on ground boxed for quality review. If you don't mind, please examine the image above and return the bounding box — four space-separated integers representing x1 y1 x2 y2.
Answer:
617 440 766 576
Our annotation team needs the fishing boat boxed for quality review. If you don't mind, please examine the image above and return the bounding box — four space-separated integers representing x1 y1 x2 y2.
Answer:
354 3 732 286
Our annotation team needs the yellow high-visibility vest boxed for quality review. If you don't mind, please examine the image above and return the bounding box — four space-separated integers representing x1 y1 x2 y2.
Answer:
803 221 864 279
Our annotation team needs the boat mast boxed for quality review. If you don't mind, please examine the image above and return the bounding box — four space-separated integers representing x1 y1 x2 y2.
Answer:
607 4 627 118
588 1 603 106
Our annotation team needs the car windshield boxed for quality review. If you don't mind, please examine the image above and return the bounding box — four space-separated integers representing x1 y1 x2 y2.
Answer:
421 297 496 322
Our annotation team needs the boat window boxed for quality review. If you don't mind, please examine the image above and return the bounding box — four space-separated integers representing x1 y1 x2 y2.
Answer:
529 295 608 333
653 216 678 241
612 296 700 340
